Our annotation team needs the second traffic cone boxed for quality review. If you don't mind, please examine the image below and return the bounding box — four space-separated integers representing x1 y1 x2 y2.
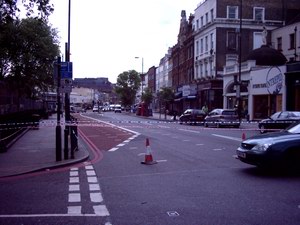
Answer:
242 132 246 141
141 138 157 165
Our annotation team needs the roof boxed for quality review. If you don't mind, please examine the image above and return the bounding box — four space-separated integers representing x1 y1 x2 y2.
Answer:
246 45 287 66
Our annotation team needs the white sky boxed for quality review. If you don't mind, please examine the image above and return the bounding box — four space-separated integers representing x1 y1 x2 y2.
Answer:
49 0 200 83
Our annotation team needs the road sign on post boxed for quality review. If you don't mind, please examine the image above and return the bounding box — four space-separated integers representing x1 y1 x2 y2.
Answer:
60 62 73 79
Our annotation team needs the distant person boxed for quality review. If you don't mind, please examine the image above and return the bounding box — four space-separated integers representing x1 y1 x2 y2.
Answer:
202 105 208 114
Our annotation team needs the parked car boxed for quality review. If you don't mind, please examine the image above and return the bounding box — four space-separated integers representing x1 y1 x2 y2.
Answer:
179 109 206 125
114 105 122 113
258 111 300 133
92 105 99 112
236 122 300 169
204 109 240 128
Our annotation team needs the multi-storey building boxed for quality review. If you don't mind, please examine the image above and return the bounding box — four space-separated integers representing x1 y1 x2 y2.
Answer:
172 10 197 113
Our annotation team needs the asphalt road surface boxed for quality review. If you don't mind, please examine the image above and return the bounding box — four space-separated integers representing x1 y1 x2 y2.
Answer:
0 111 299 225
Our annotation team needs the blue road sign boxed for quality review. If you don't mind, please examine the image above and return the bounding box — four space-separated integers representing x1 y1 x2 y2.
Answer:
60 62 73 79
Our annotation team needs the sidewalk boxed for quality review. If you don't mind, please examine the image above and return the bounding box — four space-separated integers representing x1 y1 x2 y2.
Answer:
0 116 89 178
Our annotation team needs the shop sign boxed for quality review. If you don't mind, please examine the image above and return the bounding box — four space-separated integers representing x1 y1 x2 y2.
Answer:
266 67 283 94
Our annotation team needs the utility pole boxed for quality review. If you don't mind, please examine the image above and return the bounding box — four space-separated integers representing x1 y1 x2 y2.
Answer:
56 57 62 161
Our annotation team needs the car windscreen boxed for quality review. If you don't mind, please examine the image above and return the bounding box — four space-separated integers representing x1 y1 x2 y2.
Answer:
222 110 237 115
288 123 300 134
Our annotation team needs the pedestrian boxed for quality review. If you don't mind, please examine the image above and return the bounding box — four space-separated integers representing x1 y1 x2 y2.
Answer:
202 104 208 114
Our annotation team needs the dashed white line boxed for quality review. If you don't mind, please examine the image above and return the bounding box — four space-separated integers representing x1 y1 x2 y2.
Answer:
93 205 110 216
89 184 101 191
69 177 79 183
86 170 96 176
90 193 103 203
87 176 98 183
68 206 81 214
69 184 80 192
212 134 241 142
68 193 81 202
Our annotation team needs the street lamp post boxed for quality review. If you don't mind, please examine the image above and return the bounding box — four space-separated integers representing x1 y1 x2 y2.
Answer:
135 57 144 94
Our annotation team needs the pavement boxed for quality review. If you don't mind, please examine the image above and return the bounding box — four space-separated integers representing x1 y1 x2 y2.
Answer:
0 112 174 178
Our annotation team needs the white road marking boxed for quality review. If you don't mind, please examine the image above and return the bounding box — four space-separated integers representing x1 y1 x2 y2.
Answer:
69 177 79 183
86 170 96 176
196 143 204 146
156 160 167 163
69 184 80 192
89 184 100 191
129 147 138 150
70 167 78 171
70 171 78 176
68 206 81 214
108 147 118 152
88 176 98 183
85 165 93 170
212 134 241 142
179 129 200 134
0 213 105 217
213 149 223 151
117 143 125 147
90 193 103 203
68 193 81 202
93 205 110 216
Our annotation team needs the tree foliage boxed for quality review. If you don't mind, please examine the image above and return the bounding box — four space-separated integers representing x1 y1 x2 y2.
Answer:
141 87 153 105
0 17 59 104
115 70 141 107
0 0 54 23
159 87 174 103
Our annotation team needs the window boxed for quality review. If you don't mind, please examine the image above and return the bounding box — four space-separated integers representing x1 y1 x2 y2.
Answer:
277 37 282 51
227 6 238 19
210 9 214 22
200 39 203 54
201 16 203 27
205 12 208 24
227 31 237 50
290 33 295 49
196 40 199 56
196 19 199 30
210 33 214 50
254 7 264 21
205 36 208 52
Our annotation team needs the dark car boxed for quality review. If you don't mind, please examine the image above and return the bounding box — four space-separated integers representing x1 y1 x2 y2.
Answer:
179 109 206 125
236 122 300 169
258 111 300 133
204 109 240 128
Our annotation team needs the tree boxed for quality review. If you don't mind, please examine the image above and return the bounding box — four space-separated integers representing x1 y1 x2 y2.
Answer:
141 87 153 105
1 18 59 110
158 87 174 117
115 70 141 107
0 0 54 24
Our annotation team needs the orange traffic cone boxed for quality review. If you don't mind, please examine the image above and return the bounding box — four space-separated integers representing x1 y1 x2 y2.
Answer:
141 138 157 165
242 132 246 141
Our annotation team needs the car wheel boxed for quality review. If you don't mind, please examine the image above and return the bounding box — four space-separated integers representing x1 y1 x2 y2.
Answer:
216 122 221 128
260 125 266 134
204 122 208 127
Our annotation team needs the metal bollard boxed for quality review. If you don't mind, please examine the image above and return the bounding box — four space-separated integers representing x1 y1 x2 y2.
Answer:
70 118 78 159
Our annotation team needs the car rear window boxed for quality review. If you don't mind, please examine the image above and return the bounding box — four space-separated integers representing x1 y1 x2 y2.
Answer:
222 110 237 115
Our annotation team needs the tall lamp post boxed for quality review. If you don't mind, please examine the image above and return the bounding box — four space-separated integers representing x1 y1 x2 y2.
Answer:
135 57 144 95
236 0 243 120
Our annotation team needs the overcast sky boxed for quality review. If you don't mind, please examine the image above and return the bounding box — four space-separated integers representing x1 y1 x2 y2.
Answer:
49 0 201 83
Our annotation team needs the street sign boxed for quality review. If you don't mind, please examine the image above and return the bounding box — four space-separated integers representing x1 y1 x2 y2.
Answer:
60 62 73 79
53 62 73 79
61 78 72 93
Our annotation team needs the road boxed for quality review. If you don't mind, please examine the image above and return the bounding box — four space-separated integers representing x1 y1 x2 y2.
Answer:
0 111 300 225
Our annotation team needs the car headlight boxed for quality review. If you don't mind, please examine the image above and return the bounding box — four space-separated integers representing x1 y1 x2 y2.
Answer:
252 143 271 152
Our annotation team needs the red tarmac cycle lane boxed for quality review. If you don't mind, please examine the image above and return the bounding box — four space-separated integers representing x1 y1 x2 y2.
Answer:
72 114 134 152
